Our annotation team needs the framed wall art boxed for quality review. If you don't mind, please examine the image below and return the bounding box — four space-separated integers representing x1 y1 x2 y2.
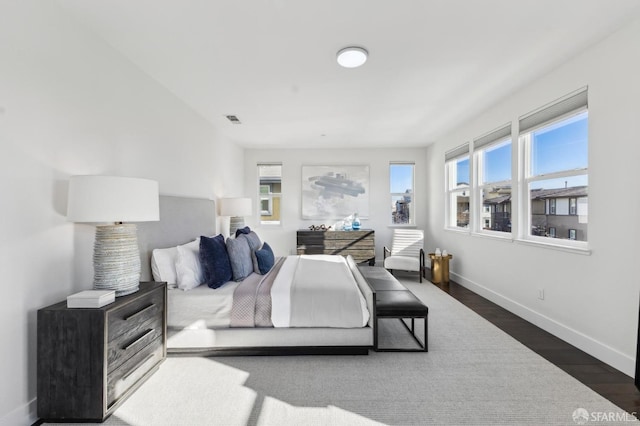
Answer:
301 164 369 219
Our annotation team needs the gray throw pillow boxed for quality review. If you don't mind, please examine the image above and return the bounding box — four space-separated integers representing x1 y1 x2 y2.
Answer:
242 231 261 252
226 236 253 281
238 232 262 273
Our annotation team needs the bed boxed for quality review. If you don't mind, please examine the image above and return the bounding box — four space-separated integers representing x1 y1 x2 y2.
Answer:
137 195 376 356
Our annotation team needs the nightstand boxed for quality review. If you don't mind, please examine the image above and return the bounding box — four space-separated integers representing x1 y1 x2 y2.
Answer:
37 281 167 422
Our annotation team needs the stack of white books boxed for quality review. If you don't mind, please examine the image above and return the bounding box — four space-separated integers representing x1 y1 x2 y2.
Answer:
67 290 116 308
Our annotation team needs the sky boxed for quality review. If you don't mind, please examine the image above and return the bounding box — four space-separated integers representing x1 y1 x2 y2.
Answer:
456 111 588 189
390 164 413 193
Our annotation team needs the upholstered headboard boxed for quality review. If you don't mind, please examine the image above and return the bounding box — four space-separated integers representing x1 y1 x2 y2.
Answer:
137 195 216 281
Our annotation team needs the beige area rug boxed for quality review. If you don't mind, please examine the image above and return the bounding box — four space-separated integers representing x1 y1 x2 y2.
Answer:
48 279 633 425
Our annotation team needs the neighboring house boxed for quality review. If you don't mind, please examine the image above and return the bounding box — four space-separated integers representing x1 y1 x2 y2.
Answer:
531 186 588 241
483 193 512 232
259 180 281 223
468 185 588 240
393 192 412 224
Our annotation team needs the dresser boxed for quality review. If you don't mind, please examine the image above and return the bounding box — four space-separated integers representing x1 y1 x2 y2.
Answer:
296 229 375 265
37 281 166 422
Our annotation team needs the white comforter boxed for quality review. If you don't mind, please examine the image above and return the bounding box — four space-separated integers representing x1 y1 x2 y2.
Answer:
271 255 369 328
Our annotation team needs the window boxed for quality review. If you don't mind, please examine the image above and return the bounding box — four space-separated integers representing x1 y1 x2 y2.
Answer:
473 124 512 235
445 144 470 229
519 88 588 246
259 185 271 214
258 163 282 225
390 162 414 225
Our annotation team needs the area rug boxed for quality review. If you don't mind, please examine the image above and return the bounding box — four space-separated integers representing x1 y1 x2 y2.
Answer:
49 279 631 425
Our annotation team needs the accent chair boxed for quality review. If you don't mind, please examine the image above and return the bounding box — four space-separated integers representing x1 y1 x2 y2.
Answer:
383 229 426 282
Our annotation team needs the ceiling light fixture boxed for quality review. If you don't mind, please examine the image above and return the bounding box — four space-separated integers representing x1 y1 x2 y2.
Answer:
336 46 368 68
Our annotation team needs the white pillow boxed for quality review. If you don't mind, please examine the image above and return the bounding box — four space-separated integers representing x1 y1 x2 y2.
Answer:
175 238 204 291
151 247 179 287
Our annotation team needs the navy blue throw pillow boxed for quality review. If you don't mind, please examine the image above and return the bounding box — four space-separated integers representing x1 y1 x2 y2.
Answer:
235 226 251 238
199 234 232 289
254 242 275 275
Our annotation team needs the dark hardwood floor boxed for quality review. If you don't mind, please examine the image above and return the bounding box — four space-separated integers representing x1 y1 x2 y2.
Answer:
427 275 640 415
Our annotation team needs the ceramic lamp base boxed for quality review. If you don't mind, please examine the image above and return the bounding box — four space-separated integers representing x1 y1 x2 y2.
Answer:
93 224 140 296
229 216 245 236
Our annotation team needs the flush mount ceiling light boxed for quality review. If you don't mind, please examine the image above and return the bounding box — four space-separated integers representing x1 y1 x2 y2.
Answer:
336 46 368 68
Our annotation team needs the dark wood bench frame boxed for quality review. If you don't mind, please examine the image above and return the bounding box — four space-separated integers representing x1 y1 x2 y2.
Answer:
374 306 428 352
359 266 429 352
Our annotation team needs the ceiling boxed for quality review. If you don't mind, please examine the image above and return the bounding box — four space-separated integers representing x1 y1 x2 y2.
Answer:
57 0 640 149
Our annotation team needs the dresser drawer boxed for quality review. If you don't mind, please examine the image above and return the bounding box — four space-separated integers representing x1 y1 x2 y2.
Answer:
107 315 163 373
107 336 164 408
296 231 325 245
296 244 324 255
296 229 375 265
108 287 164 342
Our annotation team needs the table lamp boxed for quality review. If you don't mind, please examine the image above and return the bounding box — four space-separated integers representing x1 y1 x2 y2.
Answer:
67 175 159 296
220 197 252 236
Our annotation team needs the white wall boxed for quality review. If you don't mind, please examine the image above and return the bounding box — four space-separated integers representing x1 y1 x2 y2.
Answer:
0 2 243 424
244 148 428 260
425 16 640 376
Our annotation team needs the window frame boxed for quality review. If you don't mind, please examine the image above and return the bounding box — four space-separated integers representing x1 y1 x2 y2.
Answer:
257 163 282 226
389 162 415 226
444 144 471 231
472 124 513 239
569 198 577 215
259 184 272 215
518 92 588 251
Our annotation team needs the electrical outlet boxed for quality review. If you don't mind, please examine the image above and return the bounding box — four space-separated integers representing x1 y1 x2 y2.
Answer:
538 289 544 300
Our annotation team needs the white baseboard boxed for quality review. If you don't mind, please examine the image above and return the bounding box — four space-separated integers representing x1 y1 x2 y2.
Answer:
450 271 636 378
0 398 37 426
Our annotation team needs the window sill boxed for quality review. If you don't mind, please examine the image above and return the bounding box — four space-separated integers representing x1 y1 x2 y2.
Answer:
471 231 513 242
257 223 283 228
388 224 417 229
515 238 591 255
441 227 590 254
443 227 470 235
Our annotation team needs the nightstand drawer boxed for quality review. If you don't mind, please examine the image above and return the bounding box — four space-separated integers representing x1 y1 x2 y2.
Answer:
107 315 163 373
108 287 164 342
107 336 163 408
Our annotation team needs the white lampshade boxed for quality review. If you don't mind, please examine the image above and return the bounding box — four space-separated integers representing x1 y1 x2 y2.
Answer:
219 197 252 217
67 175 159 223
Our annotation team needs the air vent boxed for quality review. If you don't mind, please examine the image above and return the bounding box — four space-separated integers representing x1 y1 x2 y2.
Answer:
225 115 241 124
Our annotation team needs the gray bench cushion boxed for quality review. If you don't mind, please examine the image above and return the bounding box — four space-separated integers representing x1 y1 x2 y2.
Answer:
366 277 408 291
376 291 429 317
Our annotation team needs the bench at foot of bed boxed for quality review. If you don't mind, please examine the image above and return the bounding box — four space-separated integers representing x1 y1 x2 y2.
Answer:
358 266 429 352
